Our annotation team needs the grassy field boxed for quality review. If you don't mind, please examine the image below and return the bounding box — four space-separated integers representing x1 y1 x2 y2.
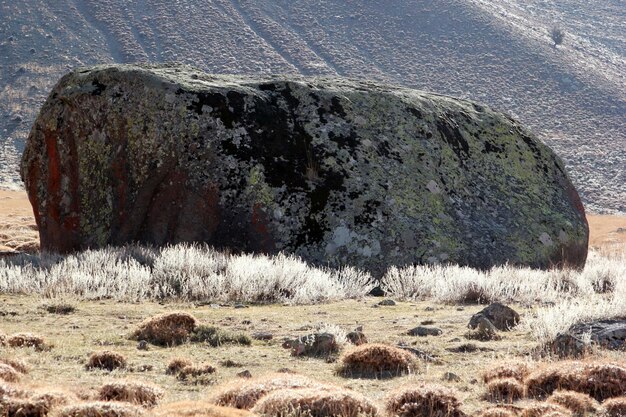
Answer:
0 190 625 416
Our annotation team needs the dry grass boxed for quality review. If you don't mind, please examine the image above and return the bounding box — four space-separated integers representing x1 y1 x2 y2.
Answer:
177 363 217 382
6 333 47 351
547 391 598 416
337 344 417 378
385 384 466 417
189 325 252 347
212 374 326 410
252 387 380 417
520 402 572 417
478 407 518 417
54 401 145 417
131 312 197 346
86 351 127 371
484 378 524 403
0 381 26 398
166 358 193 375
602 397 626 417
98 381 164 407
154 401 254 417
0 398 49 417
482 363 530 384
29 389 76 410
525 361 626 401
0 358 29 374
0 363 20 383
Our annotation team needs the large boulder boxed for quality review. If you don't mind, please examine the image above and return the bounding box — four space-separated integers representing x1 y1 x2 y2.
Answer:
21 64 588 275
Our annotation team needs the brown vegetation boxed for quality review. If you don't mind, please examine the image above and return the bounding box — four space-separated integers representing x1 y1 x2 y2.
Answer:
212 374 325 410
166 358 193 375
478 407 518 417
98 381 164 407
602 397 626 417
525 361 626 401
0 363 20 383
0 398 49 417
154 401 254 417
6 333 47 351
484 378 524 403
252 387 380 417
177 363 217 380
482 363 530 384
520 402 572 417
547 391 597 416
337 344 417 378
55 401 145 417
0 358 29 374
385 384 466 417
86 351 127 371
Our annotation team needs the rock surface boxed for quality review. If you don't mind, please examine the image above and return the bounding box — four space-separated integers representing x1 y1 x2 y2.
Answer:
22 64 589 274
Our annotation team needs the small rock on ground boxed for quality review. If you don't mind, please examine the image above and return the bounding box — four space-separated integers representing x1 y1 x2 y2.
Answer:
408 326 443 337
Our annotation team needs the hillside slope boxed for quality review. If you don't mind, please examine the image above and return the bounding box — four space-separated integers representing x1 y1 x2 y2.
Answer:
0 0 624 213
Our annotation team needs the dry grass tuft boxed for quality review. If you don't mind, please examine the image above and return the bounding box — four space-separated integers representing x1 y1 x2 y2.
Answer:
6 333 47 351
190 325 251 347
547 390 597 416
478 407 518 417
98 381 164 407
482 363 530 384
166 358 193 375
131 312 197 346
212 373 326 410
0 358 29 374
337 344 417 378
520 403 572 417
603 396 626 417
0 398 49 417
154 401 254 417
86 351 127 371
385 384 466 417
0 381 27 398
29 389 77 410
55 401 145 417
177 364 217 380
252 387 379 417
525 361 626 401
484 378 524 403
0 364 20 383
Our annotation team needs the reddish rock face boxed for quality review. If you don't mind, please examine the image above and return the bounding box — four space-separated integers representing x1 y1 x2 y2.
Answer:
21 64 589 274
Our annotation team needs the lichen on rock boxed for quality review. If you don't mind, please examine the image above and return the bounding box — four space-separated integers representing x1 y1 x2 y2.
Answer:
21 64 589 275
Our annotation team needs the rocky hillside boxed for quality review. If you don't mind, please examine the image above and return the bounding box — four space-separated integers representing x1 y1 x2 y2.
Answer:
1 0 624 214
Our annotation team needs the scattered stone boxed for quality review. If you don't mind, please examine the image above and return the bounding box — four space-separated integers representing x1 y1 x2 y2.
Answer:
469 303 520 331
425 307 435 312
408 326 443 337
220 359 243 368
420 320 435 325
346 331 368 345
136 340 148 350
23 65 588 273
443 372 461 382
252 332 273 341
241 320 252 325
378 299 397 306
234 304 248 309
276 368 296 374
236 370 252 378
